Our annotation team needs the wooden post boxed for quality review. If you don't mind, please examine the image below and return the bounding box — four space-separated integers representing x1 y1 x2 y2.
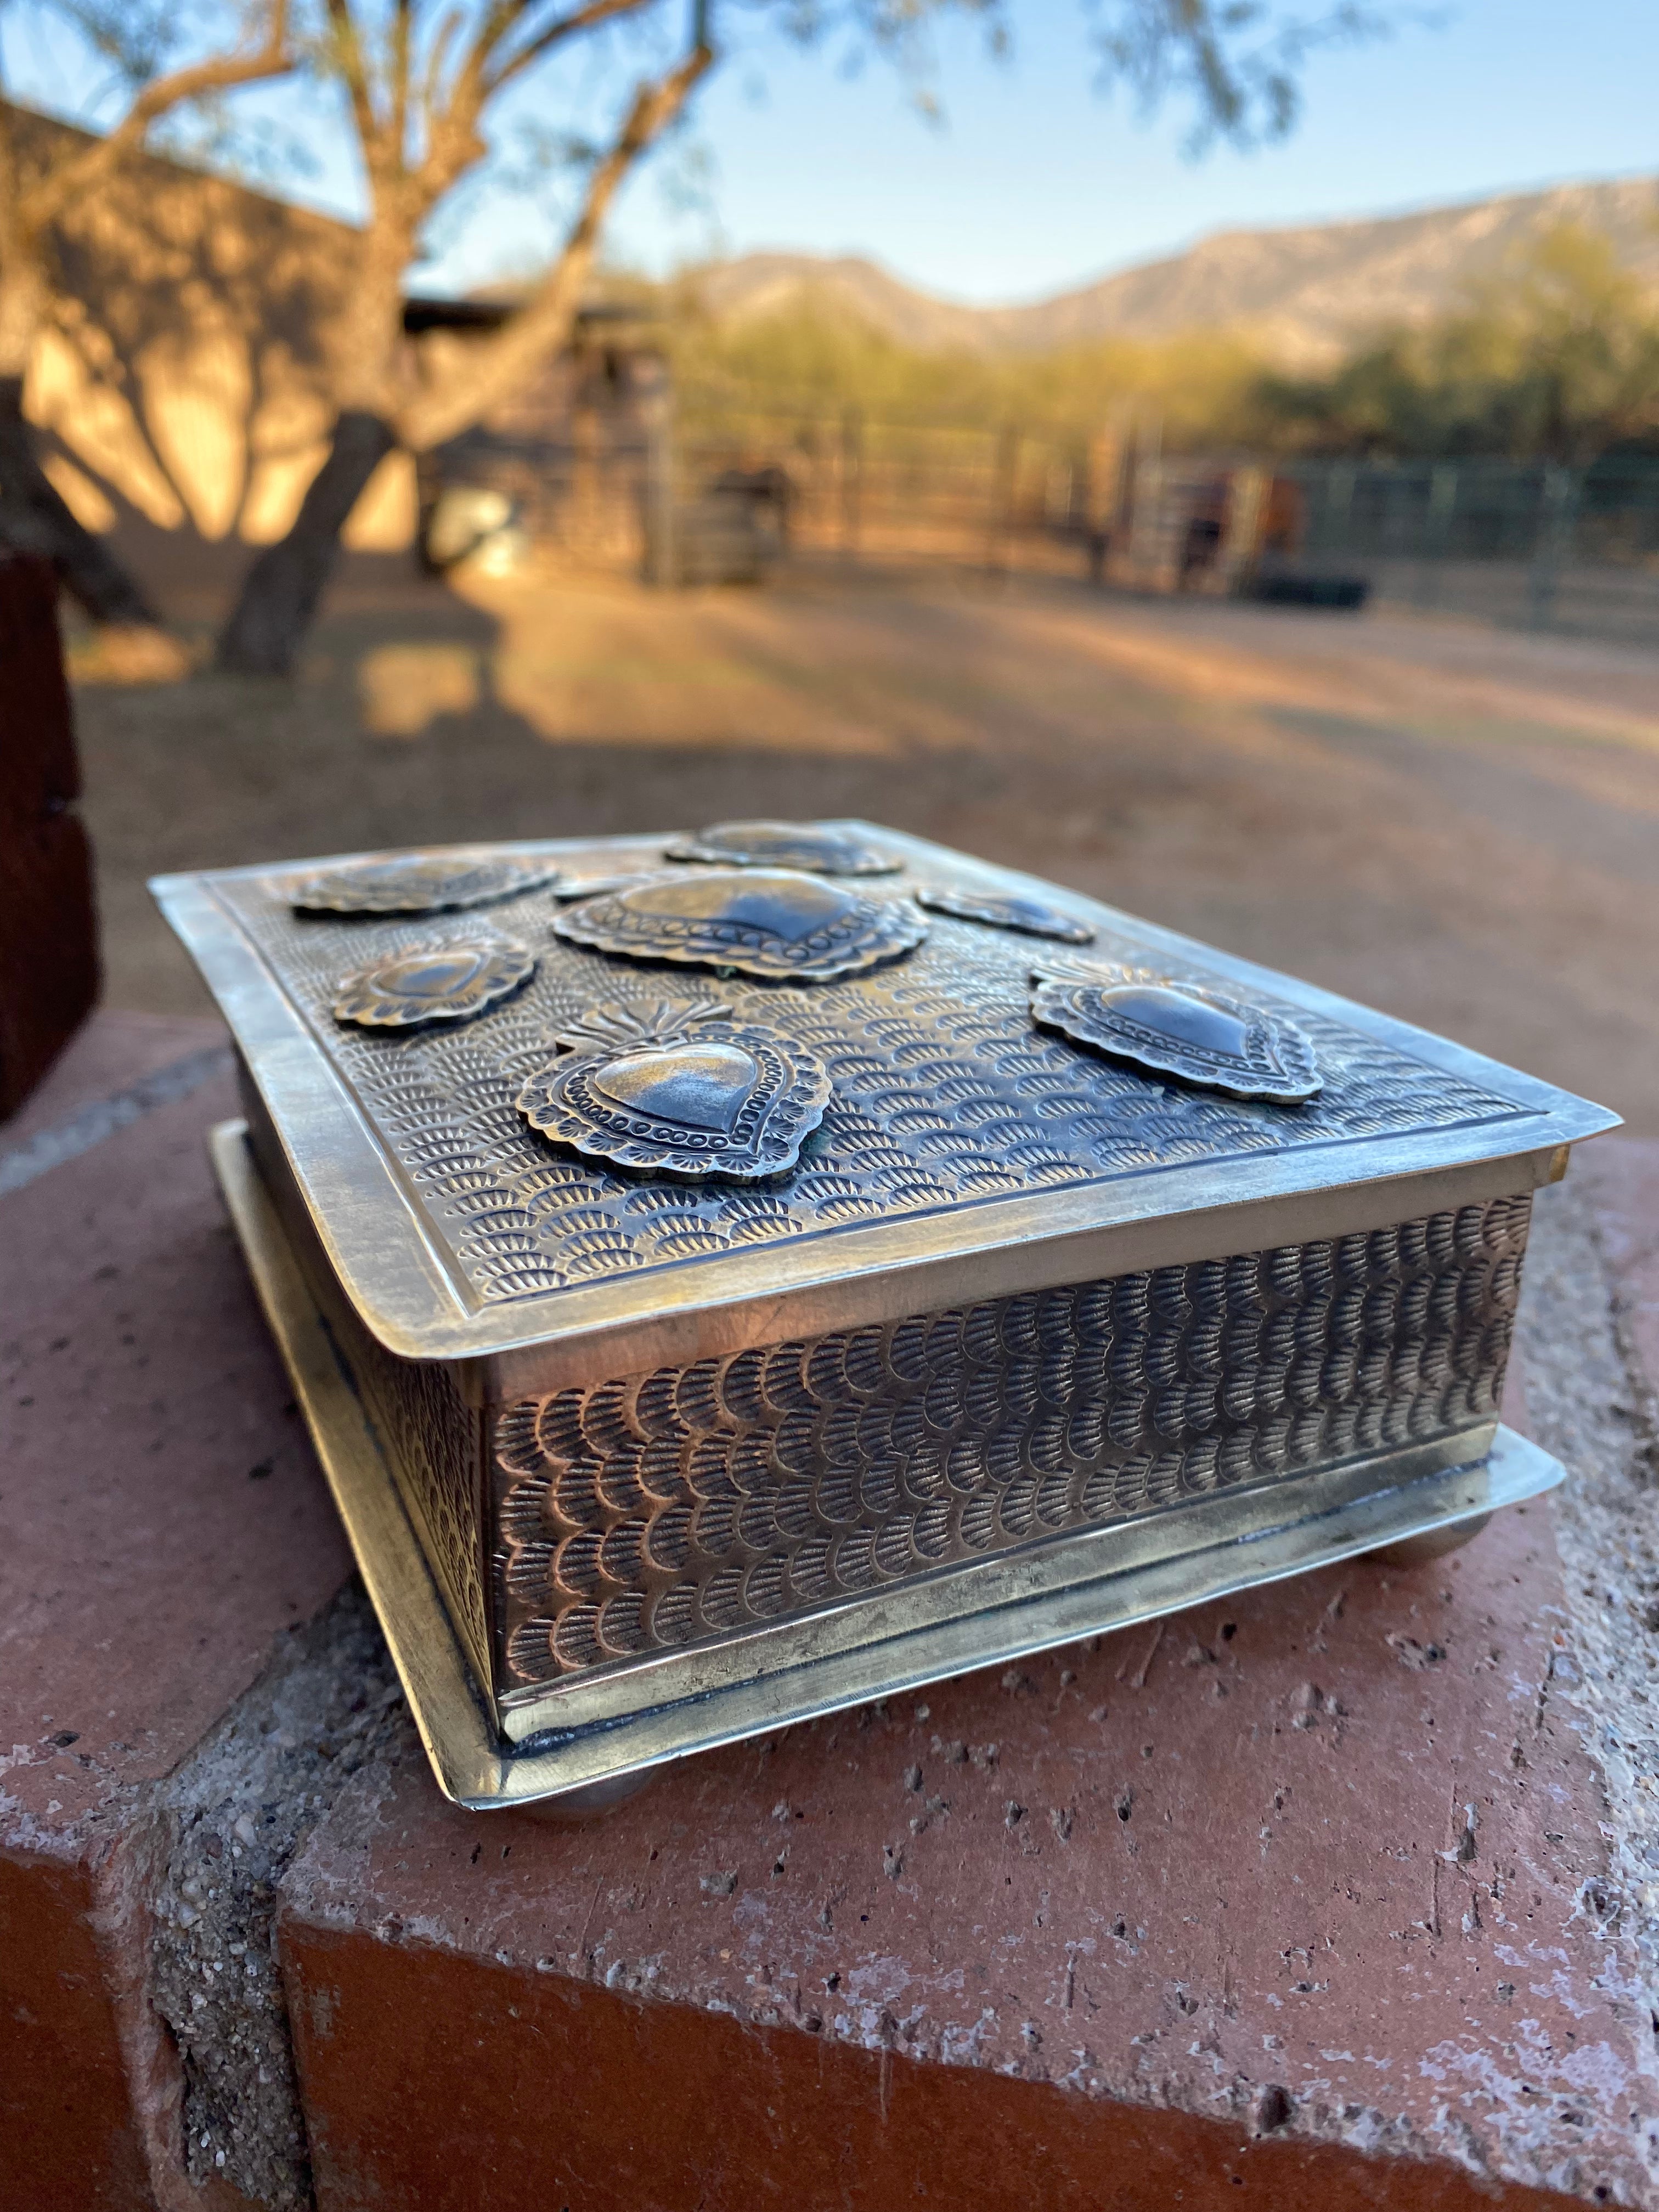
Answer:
1124 415 1165 589
986 424 1018 578
1528 464 1581 629
1214 466 1268 595
840 406 863 558
1415 462 1458 610
645 387 678 587
1084 424 1122 586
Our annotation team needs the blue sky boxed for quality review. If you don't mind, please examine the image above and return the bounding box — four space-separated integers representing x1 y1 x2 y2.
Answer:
7 1 1657 303
422 0 1659 300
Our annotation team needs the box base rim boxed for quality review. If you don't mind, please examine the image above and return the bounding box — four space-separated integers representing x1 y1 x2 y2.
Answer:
208 1119 1563 1813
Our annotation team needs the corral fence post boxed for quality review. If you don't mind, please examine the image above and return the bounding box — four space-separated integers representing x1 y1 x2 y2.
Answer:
1528 464 1582 629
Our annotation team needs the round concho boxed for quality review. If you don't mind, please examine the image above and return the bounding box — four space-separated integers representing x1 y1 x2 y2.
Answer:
915 885 1095 944
516 1000 831 1181
332 940 535 1029
292 852 559 915
552 868 926 983
664 820 900 876
1030 965 1321 1103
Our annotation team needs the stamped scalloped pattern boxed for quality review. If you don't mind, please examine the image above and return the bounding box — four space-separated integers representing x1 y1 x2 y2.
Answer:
221 862 1525 1308
493 1196 1530 1688
341 1317 490 1691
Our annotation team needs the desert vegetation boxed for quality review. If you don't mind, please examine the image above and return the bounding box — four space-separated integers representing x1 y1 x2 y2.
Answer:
0 0 1414 662
1262 224 1659 461
669 222 1659 466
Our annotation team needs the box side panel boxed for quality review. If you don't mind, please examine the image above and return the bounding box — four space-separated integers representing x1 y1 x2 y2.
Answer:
349 1339 492 1706
492 1195 1530 1697
242 1093 493 1702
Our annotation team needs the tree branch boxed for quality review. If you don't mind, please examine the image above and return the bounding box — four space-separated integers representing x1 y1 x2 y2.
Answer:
0 81 28 264
484 0 658 95
324 0 380 159
417 7 469 142
390 0 413 160
399 31 713 452
27 0 294 227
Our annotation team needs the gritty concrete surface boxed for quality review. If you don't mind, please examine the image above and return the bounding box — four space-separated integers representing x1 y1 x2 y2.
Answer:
1577 1144 1659 1464
72 556 1659 1134
271 1147 1659 2212
1516 1144 1659 2106
147 1590 401 2208
0 1012 357 2210
6 1008 1658 2211
0 1007 224 1153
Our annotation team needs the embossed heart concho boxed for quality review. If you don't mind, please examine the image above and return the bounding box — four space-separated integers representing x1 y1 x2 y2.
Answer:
292 852 560 916
549 872 656 901
332 941 536 1029
1030 963 1322 1103
916 885 1096 944
665 819 900 875
516 1000 832 1180
552 868 927 982
155 826 1617 1813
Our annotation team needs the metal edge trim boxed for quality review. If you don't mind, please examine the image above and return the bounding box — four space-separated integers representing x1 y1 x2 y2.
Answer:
212 1117 1565 1813
498 1418 1502 1734
158 831 1619 1371
208 1118 508 1807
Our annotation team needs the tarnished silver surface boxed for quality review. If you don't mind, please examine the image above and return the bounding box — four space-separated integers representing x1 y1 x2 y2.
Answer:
552 868 928 984
161 831 1619 1811
916 885 1096 943
151 828 1615 1368
490 1194 1528 1695
210 1119 1566 1808
516 1000 831 1181
550 872 656 901
665 819 900 874
294 851 559 915
332 941 535 1029
1031 965 1323 1103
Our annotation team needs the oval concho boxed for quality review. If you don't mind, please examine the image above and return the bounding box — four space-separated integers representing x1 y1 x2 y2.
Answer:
332 940 536 1029
916 885 1095 944
664 820 900 876
292 852 560 916
552 868 926 983
1030 964 1322 1103
516 1000 831 1180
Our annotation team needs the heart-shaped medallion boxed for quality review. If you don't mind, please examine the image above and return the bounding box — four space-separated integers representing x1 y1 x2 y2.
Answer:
664 819 900 876
591 1042 760 1132
386 950 490 997
517 1001 832 1180
553 868 926 983
1030 964 1321 1103
294 850 558 915
332 939 535 1028
916 885 1096 944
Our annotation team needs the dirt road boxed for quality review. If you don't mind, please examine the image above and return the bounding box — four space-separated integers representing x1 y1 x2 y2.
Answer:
73 554 1659 1132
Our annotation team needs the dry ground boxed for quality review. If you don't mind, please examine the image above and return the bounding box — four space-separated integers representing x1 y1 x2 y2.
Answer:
73 551 1659 1133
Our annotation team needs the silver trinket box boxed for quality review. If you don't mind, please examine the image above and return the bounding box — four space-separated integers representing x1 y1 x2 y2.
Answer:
151 826 1617 1810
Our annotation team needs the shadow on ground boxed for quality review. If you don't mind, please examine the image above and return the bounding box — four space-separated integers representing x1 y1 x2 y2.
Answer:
72 552 1659 1135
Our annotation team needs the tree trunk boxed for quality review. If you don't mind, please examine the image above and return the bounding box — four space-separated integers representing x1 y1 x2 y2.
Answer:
215 411 395 676
0 377 163 629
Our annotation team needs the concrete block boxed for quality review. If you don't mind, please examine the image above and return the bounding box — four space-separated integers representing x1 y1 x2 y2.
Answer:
279 1504 1650 2208
1 1012 354 2209
1576 1138 1659 1450
9 1015 1656 2212
275 1158 1659 2212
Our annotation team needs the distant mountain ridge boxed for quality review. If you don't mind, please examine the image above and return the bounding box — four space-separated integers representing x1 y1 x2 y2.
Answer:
687 176 1659 365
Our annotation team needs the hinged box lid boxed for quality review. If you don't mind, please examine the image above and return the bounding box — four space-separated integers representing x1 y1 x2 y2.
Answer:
152 826 1617 1384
